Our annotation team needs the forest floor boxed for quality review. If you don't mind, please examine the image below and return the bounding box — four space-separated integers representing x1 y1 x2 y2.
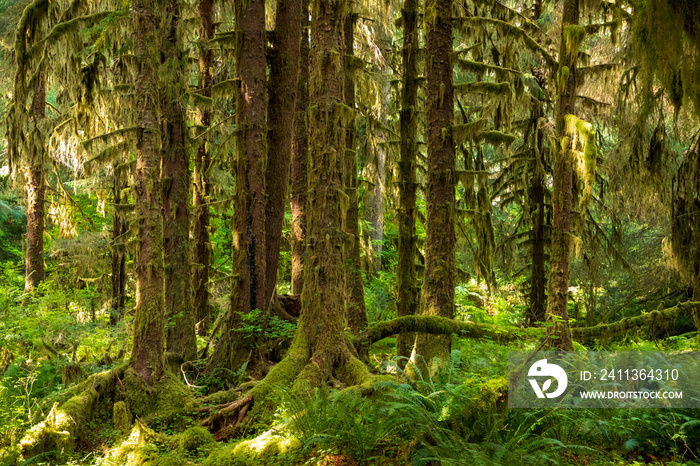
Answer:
2 267 700 465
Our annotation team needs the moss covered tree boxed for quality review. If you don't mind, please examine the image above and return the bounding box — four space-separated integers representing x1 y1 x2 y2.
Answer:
264 0 303 304
290 1 310 296
8 1 52 293
410 0 456 375
545 0 582 351
208 0 268 372
130 0 166 384
396 0 420 365
193 0 215 336
162 0 196 361
344 12 368 334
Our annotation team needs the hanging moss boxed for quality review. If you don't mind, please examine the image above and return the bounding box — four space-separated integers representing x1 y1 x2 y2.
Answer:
459 17 557 66
564 114 597 211
454 81 512 97
478 130 516 147
563 25 586 57
452 119 487 144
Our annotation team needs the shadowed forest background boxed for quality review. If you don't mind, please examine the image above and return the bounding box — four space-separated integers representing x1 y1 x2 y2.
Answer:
1 0 700 464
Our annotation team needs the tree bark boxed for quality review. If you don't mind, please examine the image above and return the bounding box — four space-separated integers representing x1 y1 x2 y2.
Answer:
545 0 580 351
243 0 371 405
162 0 196 362
291 0 366 386
411 0 456 377
264 0 303 303
343 14 368 334
396 0 419 366
362 138 386 274
528 106 547 325
208 0 267 371
131 0 165 384
193 0 214 336
24 73 46 293
110 168 127 325
291 0 309 297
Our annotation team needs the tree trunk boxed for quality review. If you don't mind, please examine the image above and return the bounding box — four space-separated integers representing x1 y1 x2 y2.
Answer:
545 0 580 351
396 0 419 366
264 0 303 303
292 0 366 386
193 0 214 336
162 0 196 362
131 0 165 384
411 0 456 376
528 106 546 325
362 128 386 275
291 0 309 297
344 14 368 334
243 0 371 406
110 169 127 325
208 0 267 371
24 73 46 293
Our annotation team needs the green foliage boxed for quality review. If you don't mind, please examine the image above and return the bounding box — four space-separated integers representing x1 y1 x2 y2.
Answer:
234 309 296 341
364 270 396 323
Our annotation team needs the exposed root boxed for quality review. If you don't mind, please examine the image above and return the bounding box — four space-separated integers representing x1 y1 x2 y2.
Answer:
202 395 253 428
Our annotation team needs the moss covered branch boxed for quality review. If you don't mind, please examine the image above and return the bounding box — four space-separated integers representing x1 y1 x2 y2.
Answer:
571 301 700 342
19 365 126 459
361 301 700 348
363 315 543 346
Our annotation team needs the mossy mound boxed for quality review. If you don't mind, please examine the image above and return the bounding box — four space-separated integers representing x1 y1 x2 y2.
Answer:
102 420 165 466
0 447 20 466
113 401 131 436
179 426 215 456
123 369 195 428
202 427 301 466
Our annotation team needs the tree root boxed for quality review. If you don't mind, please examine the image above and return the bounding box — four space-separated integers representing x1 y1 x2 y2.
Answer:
202 395 253 439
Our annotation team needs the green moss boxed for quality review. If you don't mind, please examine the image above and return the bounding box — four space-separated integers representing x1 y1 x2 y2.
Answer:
479 130 516 147
250 334 309 400
0 446 20 465
19 366 126 459
292 360 324 395
563 114 597 211
113 401 131 436
475 376 508 411
559 66 570 91
124 369 194 427
230 427 301 460
102 421 163 466
204 446 251 466
179 427 215 456
337 356 371 386
148 451 192 466
563 25 586 57
454 81 511 96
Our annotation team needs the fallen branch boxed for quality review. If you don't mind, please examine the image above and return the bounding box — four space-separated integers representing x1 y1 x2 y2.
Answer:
360 301 700 347
362 315 542 347
571 301 700 342
19 364 126 459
